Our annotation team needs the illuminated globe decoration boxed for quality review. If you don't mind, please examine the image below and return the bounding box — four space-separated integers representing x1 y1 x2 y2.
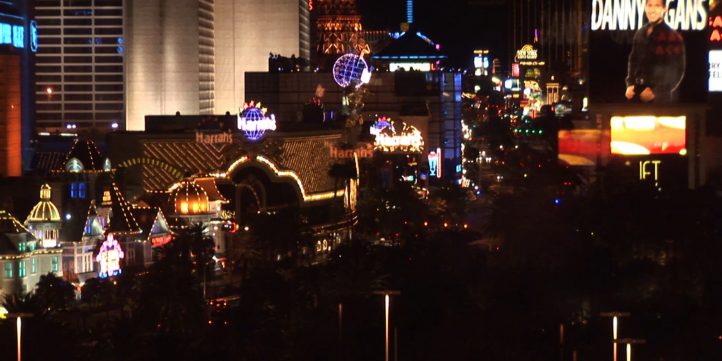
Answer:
237 101 277 141
370 116 394 137
332 54 372 88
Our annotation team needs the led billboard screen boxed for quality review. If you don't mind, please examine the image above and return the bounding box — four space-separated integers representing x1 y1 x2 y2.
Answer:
610 115 686 155
590 0 709 104
558 129 611 166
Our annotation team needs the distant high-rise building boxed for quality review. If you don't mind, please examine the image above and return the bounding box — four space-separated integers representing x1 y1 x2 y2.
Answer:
33 0 310 132
509 0 587 77
34 0 125 134
125 0 310 130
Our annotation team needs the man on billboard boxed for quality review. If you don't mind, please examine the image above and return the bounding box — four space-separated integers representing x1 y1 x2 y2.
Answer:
625 0 686 103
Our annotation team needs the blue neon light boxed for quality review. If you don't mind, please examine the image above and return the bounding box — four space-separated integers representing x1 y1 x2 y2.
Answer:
0 23 10 44
29 20 37 52
12 25 23 48
0 22 25 49
406 0 413 23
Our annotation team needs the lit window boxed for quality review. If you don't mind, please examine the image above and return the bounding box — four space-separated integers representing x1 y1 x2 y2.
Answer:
51 256 59 273
180 202 189 214
31 258 37 274
70 183 78 199
78 182 86 199
18 242 26 252
4 262 13 278
18 261 26 278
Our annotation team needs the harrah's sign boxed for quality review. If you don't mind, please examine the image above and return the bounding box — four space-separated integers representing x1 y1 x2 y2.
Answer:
591 0 707 31
327 142 374 159
195 130 233 145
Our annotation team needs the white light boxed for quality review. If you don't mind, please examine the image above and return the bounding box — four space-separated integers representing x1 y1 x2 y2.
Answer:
65 213 72 220
111 122 119 129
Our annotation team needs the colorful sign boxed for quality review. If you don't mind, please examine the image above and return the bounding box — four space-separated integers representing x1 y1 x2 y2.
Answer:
372 118 424 153
30 20 37 53
610 115 686 155
590 0 709 104
428 148 442 178
237 101 276 141
516 44 538 60
96 234 124 278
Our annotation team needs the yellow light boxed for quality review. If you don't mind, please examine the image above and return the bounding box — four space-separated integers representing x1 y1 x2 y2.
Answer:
613 316 618 340
180 202 189 214
679 148 687 156
192 202 199 213
46 87 53 95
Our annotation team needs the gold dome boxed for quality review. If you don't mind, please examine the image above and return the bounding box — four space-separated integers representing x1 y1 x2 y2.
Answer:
26 184 61 223
170 180 209 215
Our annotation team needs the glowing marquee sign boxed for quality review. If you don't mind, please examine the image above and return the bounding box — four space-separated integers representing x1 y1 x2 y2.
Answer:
373 118 424 153
237 101 276 141
516 44 538 60
96 234 124 278
591 0 708 31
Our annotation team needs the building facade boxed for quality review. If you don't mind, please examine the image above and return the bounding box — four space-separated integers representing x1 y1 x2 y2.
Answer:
34 0 125 133
125 0 311 130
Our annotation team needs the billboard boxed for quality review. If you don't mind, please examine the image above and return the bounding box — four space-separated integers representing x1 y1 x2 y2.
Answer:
590 0 709 103
558 129 611 166
610 115 686 155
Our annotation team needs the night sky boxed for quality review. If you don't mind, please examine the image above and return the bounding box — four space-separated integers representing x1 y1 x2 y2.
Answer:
357 0 509 68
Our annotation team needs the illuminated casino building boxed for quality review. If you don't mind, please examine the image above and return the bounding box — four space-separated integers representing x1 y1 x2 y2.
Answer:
246 71 462 180
0 0 35 177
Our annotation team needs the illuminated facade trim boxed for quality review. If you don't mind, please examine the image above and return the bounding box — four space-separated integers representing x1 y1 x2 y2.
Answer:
226 155 344 203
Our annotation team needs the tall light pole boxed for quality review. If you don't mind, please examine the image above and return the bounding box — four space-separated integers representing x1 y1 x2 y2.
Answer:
7 313 32 361
617 338 645 361
600 312 630 361
374 290 400 361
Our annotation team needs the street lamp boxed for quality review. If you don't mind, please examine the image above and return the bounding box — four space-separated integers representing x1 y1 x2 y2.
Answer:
374 290 400 361
600 312 630 361
617 338 645 361
6 312 33 361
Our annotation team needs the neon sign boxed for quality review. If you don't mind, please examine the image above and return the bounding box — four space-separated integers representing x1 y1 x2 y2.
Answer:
237 101 276 141
591 0 707 31
428 152 439 177
640 160 662 182
96 234 124 278
516 44 538 60
0 22 24 49
373 120 424 153
30 20 37 53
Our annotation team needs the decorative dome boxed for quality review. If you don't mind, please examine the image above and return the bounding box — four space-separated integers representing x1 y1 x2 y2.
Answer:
26 184 61 223
170 180 210 215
